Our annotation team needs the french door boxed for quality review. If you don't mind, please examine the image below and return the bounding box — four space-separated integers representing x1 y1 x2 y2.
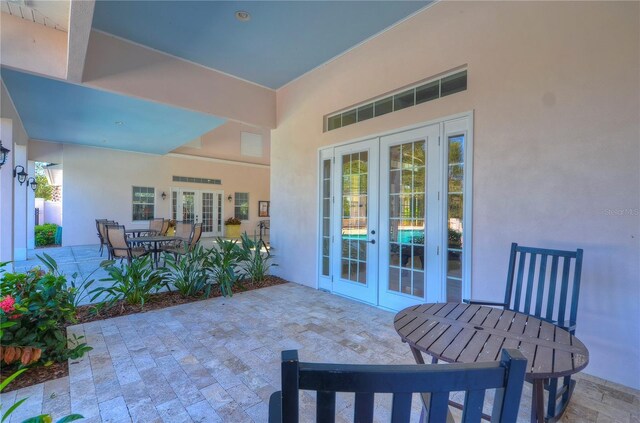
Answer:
322 123 447 309
172 189 223 237
378 125 442 309
331 139 379 304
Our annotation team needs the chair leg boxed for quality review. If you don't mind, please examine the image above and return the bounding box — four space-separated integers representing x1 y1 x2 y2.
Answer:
545 376 575 422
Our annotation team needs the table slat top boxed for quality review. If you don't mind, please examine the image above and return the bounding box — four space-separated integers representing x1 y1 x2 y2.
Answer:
394 302 589 379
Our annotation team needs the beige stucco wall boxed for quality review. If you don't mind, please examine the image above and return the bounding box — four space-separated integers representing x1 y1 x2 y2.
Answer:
173 121 271 165
272 1 640 388
62 144 270 246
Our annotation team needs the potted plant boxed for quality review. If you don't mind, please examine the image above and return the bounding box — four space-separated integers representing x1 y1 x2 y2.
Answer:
225 217 242 239
167 219 177 236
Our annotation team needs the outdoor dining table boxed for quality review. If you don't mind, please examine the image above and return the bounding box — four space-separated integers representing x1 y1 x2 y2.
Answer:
125 228 156 237
394 302 589 423
128 235 180 267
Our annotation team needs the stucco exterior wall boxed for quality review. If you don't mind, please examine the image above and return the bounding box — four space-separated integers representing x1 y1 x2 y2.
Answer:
271 1 639 388
61 144 270 246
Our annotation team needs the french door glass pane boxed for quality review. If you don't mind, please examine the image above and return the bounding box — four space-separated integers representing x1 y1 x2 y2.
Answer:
388 140 426 297
447 134 465 302
341 152 368 284
182 192 195 223
201 193 214 233
321 159 332 276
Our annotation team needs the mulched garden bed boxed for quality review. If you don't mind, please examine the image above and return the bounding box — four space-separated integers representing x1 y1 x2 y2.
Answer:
1 276 288 392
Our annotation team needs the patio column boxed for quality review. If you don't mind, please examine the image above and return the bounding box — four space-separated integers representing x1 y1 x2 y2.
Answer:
0 118 14 268
27 160 35 249
13 143 28 261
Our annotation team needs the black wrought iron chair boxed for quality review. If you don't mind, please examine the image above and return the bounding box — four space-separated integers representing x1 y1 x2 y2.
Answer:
464 242 584 421
268 348 527 423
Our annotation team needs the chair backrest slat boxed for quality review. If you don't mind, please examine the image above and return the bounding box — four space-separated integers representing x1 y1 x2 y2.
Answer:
390 392 412 422
505 243 583 332
427 391 451 423
273 349 527 423
534 254 548 316
523 252 537 314
461 389 485 423
513 249 526 311
354 392 374 423
316 391 336 423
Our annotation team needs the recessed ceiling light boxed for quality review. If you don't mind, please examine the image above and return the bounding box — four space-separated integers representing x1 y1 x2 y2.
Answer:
235 11 250 22
115 121 124 125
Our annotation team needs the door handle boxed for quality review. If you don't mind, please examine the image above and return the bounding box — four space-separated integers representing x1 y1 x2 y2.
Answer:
367 239 376 245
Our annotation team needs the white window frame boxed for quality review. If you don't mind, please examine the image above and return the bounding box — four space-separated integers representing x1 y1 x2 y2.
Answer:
234 192 250 221
132 186 156 222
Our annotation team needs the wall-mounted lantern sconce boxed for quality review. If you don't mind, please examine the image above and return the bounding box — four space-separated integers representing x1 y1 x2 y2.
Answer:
13 165 28 185
161 192 167 200
27 177 38 191
227 194 233 202
0 141 9 169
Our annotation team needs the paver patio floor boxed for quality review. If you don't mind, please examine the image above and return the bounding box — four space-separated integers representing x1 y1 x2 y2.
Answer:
1 282 638 422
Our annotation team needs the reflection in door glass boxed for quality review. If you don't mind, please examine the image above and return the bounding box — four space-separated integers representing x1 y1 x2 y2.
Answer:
341 152 368 284
447 135 465 302
182 192 195 223
388 141 426 298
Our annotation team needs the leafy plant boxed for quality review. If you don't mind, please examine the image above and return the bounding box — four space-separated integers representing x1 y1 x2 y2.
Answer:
210 238 243 297
1 265 91 364
37 253 107 308
238 233 277 283
94 256 165 307
224 217 241 225
160 245 213 298
34 223 59 247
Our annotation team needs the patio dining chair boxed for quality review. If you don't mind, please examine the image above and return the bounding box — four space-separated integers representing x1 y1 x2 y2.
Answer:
161 222 202 258
160 219 170 235
269 348 527 423
464 242 584 421
97 219 117 258
148 218 165 235
105 224 149 264
174 221 194 240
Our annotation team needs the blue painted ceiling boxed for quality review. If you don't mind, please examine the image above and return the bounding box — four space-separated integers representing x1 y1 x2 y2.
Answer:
1 68 226 155
92 1 430 89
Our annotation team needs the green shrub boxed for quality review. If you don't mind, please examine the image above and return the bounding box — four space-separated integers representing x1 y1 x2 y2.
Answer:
34 223 59 247
210 238 244 297
94 256 165 307
238 233 277 283
160 245 213 298
0 262 91 365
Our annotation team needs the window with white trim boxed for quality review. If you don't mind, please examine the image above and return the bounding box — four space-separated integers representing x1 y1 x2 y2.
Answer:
132 186 155 221
234 192 249 220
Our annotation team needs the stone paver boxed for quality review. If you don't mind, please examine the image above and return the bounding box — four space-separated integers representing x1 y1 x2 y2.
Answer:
1 283 638 422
